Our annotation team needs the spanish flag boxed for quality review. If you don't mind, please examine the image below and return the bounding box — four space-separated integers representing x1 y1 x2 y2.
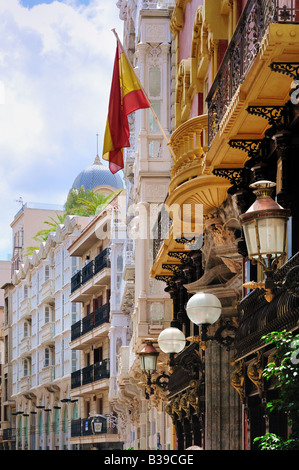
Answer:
103 40 150 174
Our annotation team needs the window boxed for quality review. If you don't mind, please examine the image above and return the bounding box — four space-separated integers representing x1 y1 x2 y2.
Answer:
148 66 161 134
24 285 28 298
44 348 50 367
72 350 77 372
45 306 50 324
45 265 50 281
23 358 30 376
24 321 29 337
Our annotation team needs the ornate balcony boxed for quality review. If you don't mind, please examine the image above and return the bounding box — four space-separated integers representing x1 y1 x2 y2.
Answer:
40 365 55 384
207 0 299 148
19 337 31 356
19 375 31 393
19 298 31 320
40 279 54 304
40 321 55 345
166 114 231 215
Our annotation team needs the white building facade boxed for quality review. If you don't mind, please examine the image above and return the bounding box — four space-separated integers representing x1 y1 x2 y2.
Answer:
10 215 89 450
113 0 175 450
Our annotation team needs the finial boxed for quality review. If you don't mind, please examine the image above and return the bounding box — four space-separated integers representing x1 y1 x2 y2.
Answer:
94 133 102 165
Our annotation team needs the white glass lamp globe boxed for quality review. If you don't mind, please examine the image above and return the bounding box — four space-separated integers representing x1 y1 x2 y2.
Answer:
158 327 186 354
186 292 222 326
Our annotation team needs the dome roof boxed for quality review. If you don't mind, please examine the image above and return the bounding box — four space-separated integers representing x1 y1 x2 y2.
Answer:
72 156 123 191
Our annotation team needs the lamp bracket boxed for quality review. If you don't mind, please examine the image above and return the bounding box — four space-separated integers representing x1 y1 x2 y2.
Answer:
155 372 170 391
187 319 237 351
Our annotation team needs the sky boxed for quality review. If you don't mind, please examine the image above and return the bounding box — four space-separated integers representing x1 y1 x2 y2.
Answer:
0 0 124 260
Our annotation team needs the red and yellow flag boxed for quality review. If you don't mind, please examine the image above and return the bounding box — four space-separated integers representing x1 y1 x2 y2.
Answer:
103 41 150 174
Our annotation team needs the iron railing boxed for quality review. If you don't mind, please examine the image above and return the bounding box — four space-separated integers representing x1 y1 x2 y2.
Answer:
2 428 16 441
70 248 110 293
71 359 110 389
71 304 109 341
207 0 299 147
71 416 118 437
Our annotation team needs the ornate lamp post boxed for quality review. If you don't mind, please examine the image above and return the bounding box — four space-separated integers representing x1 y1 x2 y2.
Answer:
239 180 290 301
138 339 171 398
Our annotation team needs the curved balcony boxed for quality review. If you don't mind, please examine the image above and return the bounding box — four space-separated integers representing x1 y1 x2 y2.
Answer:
167 114 231 215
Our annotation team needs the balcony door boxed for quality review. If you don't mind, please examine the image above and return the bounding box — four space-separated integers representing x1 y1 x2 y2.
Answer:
93 295 103 312
94 347 102 364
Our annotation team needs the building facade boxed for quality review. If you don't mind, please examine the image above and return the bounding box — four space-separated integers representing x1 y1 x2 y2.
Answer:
5 215 89 450
68 193 124 450
150 0 299 450
113 0 176 450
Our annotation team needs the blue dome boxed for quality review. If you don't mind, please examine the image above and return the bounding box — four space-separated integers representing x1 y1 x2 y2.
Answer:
72 156 123 191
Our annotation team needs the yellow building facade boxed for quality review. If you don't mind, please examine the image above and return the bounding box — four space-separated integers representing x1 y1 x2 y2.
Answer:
151 0 299 450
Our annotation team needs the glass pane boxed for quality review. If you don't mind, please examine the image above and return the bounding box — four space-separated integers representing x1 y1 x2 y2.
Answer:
258 217 287 258
149 140 162 158
149 101 160 132
149 66 161 97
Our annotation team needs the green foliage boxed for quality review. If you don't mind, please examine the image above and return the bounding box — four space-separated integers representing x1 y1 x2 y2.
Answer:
64 188 120 216
254 330 299 450
24 213 67 256
25 188 121 257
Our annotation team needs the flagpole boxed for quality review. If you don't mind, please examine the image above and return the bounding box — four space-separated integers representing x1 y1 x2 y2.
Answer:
111 28 176 161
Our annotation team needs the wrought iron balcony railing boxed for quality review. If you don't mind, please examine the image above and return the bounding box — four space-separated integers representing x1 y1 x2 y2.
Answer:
71 304 109 341
71 416 118 437
207 0 299 147
71 359 110 389
2 428 16 441
71 248 110 293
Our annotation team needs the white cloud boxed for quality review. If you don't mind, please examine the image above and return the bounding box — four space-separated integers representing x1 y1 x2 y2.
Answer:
0 0 123 260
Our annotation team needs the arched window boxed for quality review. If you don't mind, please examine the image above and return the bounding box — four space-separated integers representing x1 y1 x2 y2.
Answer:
23 358 29 377
24 321 29 337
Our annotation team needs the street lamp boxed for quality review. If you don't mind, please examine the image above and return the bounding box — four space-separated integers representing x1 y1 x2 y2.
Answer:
186 292 236 351
158 327 186 354
239 180 290 301
138 339 170 398
139 340 159 377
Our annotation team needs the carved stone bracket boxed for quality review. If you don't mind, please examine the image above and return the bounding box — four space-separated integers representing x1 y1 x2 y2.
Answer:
166 380 201 423
247 351 264 397
230 359 245 403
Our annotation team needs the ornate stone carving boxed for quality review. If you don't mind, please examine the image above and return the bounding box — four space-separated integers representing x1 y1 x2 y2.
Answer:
230 360 245 402
247 351 264 397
